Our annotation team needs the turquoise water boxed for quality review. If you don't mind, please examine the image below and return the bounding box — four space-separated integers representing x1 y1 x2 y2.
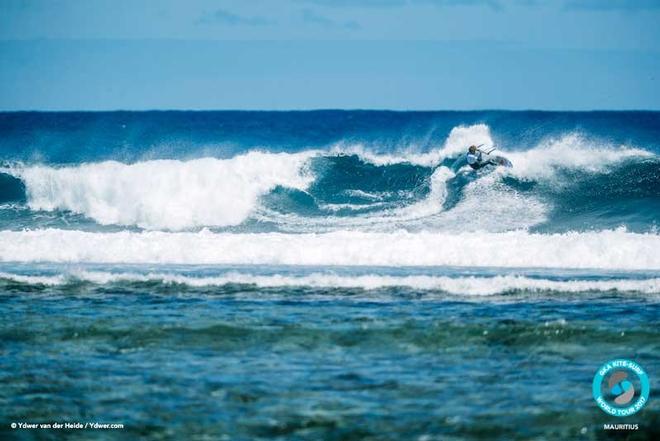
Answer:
2 265 659 440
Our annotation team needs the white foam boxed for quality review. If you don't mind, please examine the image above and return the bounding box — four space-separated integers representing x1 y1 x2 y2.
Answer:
425 171 547 232
342 189 388 200
390 165 454 219
1 228 658 270
0 272 66 285
9 152 315 230
330 143 442 167
1 270 656 295
330 124 494 166
440 124 494 159
499 134 651 181
317 201 390 212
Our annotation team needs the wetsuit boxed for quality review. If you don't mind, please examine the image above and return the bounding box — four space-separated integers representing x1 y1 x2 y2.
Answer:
466 150 493 170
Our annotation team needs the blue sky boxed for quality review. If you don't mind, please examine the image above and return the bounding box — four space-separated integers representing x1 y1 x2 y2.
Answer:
0 0 659 110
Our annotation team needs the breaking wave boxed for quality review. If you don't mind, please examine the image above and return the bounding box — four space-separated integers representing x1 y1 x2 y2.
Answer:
1 270 657 295
1 124 656 233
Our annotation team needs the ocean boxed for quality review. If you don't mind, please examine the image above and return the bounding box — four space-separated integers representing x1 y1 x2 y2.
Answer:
1 110 658 440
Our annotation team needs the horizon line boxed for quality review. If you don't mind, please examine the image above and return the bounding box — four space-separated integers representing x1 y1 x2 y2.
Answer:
2 108 660 113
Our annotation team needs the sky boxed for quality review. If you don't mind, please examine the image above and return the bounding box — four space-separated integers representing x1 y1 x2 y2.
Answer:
0 0 659 110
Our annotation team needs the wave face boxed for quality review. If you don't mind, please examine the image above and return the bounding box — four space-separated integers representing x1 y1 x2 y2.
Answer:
1 110 659 271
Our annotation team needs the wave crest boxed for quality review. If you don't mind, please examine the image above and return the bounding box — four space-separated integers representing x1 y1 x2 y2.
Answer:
1 271 657 295
7 152 314 230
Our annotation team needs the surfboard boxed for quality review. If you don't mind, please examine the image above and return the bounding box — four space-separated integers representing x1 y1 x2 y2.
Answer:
492 155 513 167
449 151 512 173
481 152 512 168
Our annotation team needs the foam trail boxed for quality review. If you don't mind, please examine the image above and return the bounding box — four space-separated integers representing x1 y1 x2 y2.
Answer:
1 228 658 270
1 271 657 295
365 165 455 221
420 171 547 233
9 152 314 230
255 165 456 232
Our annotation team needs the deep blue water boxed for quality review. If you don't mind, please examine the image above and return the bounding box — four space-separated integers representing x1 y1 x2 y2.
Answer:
1 110 659 163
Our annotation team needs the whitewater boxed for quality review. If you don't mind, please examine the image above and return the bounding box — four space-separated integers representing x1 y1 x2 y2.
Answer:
1 228 659 270
0 111 659 289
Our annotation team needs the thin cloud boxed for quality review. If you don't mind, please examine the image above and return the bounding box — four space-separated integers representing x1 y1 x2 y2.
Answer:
564 0 660 11
197 9 274 26
300 0 506 10
301 9 361 30
422 0 500 6
298 0 405 7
